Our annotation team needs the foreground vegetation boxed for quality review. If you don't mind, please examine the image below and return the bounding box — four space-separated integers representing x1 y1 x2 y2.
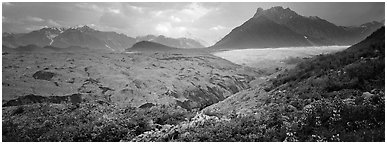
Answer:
2 103 194 142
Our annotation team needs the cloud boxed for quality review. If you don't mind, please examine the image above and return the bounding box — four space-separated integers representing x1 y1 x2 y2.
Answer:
25 25 47 31
127 5 144 13
47 19 61 27
154 22 188 37
75 3 103 12
99 11 130 29
149 3 216 23
3 2 13 6
179 3 213 22
210 25 226 31
107 8 121 14
151 10 172 17
24 16 61 27
170 16 182 22
25 16 44 22
155 23 170 33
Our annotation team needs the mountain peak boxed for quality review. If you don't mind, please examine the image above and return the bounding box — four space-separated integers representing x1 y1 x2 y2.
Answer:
266 6 298 17
254 7 264 17
270 6 286 10
69 25 96 32
40 27 65 33
253 6 299 19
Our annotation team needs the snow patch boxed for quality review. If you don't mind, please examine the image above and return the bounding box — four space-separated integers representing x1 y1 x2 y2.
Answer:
46 33 58 45
125 51 139 54
49 39 54 45
105 44 115 51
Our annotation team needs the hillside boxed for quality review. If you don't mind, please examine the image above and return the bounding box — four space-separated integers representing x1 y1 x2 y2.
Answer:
199 27 385 142
2 44 93 54
136 35 205 48
213 15 311 49
127 41 178 52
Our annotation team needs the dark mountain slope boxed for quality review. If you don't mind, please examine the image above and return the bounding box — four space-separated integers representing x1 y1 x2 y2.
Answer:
212 15 312 49
51 28 106 50
212 6 383 49
257 6 351 45
343 21 384 44
2 44 92 54
2 28 63 48
2 32 24 48
272 27 384 91
136 35 205 48
126 41 178 52
51 26 136 52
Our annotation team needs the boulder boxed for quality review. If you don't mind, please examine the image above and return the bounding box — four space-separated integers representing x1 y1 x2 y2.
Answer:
32 70 56 81
362 92 374 100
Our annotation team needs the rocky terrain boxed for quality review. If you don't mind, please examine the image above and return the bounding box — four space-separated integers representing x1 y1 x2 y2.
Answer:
2 48 262 110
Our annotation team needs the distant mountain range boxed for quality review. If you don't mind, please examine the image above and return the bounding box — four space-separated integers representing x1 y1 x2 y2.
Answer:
3 7 383 51
2 25 204 52
212 6 384 49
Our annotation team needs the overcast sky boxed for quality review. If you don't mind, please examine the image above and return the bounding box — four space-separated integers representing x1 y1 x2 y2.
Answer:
2 2 385 46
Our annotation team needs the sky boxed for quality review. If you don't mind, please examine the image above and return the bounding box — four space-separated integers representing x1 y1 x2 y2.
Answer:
2 2 385 46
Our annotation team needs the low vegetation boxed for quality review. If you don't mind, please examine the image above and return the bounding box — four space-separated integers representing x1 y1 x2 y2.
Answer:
2 103 193 142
